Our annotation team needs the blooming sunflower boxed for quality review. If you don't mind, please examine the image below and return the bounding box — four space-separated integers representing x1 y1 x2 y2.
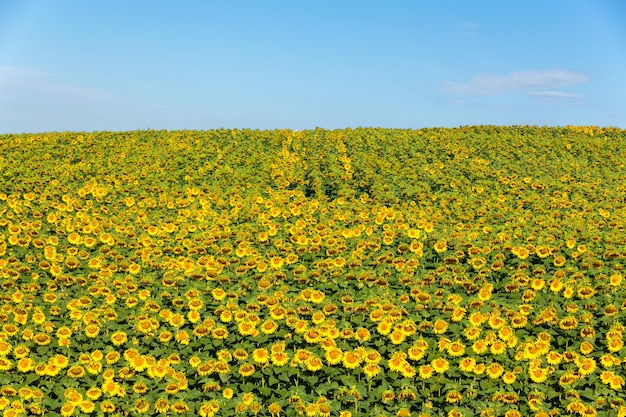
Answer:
418 364 434 379
154 398 169 414
325 347 343 365
270 352 289 367
577 358 596 376
610 375 625 390
447 341 466 357
528 366 549 383
485 363 504 379
490 340 507 355
432 319 448 334
502 371 516 384
211 327 229 339
110 331 127 346
343 351 362 369
431 357 449 374
458 357 476 373
389 330 406 345
407 345 426 361
260 320 279 334
305 356 324 372
238 363 256 377
67 365 85 378
60 403 75 417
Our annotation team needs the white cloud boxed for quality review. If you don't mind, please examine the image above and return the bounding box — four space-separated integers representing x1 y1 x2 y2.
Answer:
442 69 588 97
0 65 119 107
458 22 480 37
0 65 193 132
529 90 583 99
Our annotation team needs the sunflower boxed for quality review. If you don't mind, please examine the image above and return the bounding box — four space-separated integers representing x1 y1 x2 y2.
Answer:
609 273 623 286
363 363 381 379
407 345 426 361
464 326 482 341
304 329 322 344
362 349 381 365
577 286 595 299
211 327 229 340
266 402 282 417
238 363 256 377
260 320 278 335
84 324 100 338
418 364 434 379
599 354 620 368
154 398 169 414
472 340 489 355
128 356 148 372
535 246 552 258
164 382 179 395
485 363 504 379
104 351 121 365
607 338 624 353
490 340 507 355
377 320 393 335
447 341 466 357
501 371 516 384
67 366 85 378
268 351 287 366
610 375 625 390
229 349 247 362
457 356 475 373
431 357 449 374
132 399 150 414
269 256 284 269
305 356 324 372
562 286 575 299
195 360 215 377
400 363 416 378
85 361 102 375
325 347 343 365
16 358 35 373
473 363 487 375
60 403 75 417
384 354 404 373
110 331 127 346
78 401 95 414
545 351 562 365
434 240 448 253
577 358 596 376
211 288 227 301
354 327 371 343
528 366 549 383
558 316 578 331
445 390 462 404
558 373 579 390
32 333 51 346
175 331 190 345
389 330 406 345
214 361 230 375
102 381 121 397
432 319 448 334
579 341 593 355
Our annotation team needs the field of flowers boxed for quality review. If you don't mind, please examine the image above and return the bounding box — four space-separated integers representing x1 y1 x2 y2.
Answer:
0 126 625 417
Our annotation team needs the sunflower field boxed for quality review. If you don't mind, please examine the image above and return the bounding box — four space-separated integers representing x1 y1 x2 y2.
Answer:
0 126 625 417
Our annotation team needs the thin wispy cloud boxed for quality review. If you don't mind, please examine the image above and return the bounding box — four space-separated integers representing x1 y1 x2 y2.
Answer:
457 22 480 37
442 69 588 98
0 65 118 106
529 90 583 99
0 65 192 132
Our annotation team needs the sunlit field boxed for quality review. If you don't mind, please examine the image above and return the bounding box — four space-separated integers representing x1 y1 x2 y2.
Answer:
0 126 625 417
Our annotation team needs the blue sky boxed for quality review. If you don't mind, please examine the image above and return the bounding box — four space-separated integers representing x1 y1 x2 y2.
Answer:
1 0 625 132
